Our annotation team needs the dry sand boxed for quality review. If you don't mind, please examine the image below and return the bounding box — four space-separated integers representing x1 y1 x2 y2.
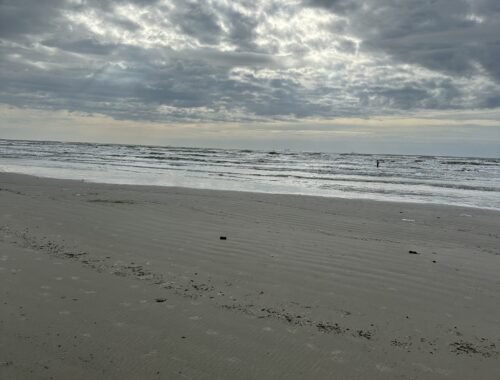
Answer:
0 172 499 379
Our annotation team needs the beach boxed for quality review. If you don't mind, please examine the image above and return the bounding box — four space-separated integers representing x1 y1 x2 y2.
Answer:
1 172 499 379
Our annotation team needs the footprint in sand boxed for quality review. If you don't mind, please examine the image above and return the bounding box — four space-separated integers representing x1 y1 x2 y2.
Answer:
376 363 394 373
435 368 452 376
330 350 345 363
142 350 158 358
411 362 436 374
59 310 71 315
306 343 317 350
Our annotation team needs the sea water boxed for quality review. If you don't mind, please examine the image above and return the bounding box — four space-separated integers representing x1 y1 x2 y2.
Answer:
1 139 499 210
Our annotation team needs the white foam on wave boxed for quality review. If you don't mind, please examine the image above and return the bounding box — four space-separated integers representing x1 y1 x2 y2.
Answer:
1 139 500 210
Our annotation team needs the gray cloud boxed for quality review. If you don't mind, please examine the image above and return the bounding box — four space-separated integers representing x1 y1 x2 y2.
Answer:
170 0 223 45
42 38 119 55
0 0 499 124
304 0 359 14
0 0 66 40
305 0 500 81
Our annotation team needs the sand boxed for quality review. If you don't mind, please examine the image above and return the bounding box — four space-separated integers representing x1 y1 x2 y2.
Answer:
0 172 499 379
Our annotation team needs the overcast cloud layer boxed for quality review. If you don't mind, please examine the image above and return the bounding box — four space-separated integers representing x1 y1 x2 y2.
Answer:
1 0 500 124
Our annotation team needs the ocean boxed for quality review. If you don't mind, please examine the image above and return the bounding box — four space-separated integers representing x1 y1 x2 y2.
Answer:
1 139 499 210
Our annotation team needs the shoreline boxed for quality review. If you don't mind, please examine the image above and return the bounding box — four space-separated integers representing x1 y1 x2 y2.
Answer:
1 172 499 379
1 169 499 212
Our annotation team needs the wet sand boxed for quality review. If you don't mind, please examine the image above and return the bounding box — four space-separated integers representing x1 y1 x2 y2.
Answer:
0 172 499 379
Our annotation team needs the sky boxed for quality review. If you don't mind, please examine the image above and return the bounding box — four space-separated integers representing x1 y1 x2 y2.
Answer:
0 0 500 156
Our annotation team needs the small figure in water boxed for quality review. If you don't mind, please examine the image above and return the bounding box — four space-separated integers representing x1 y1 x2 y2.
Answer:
376 159 380 168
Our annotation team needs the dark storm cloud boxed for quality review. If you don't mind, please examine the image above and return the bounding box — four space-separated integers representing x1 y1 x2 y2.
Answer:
0 40 282 121
170 1 223 45
0 0 156 39
0 0 499 123
219 6 259 51
305 0 500 81
0 0 66 39
304 0 359 14
42 38 119 55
